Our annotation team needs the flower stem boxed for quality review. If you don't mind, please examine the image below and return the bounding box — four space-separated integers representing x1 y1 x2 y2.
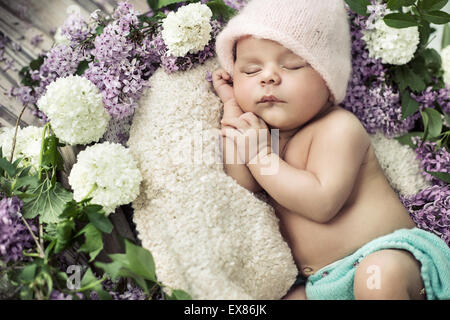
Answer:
82 183 98 201
9 105 27 163
38 123 50 182
20 215 44 258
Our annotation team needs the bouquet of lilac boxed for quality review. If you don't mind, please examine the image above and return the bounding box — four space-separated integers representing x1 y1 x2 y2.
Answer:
342 0 450 245
1 0 242 300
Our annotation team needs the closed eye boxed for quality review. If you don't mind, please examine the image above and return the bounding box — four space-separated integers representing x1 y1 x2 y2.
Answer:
244 70 260 75
284 66 303 70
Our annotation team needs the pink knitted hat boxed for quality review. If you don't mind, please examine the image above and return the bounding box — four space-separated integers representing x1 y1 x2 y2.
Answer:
215 0 352 104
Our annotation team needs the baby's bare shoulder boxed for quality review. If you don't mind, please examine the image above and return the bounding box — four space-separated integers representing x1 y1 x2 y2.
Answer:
313 106 368 139
307 107 371 156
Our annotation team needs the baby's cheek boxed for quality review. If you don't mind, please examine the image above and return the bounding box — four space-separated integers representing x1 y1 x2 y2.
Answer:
234 81 255 111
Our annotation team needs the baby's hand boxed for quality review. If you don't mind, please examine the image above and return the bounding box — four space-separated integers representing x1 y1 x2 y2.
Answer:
221 112 272 165
212 68 235 104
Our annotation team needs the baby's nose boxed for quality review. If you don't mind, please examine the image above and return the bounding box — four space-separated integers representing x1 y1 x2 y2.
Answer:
260 71 281 85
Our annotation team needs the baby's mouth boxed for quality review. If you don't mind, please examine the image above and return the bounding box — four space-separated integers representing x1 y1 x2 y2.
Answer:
258 95 284 103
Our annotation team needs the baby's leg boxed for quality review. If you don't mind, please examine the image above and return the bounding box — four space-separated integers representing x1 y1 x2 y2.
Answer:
282 285 307 300
353 249 425 300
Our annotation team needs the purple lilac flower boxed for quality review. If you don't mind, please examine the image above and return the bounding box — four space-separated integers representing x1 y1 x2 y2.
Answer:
411 85 450 114
30 35 43 47
412 137 450 187
84 2 151 120
84 57 149 119
401 185 450 246
366 0 387 29
91 15 136 65
89 277 148 300
60 13 92 43
0 196 37 263
49 290 84 300
223 0 247 10
342 11 418 137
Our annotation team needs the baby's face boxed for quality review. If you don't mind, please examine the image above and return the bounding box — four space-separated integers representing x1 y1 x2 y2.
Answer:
233 37 331 131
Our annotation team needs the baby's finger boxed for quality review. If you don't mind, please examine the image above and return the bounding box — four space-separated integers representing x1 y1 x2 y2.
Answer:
239 112 259 126
221 126 242 138
221 117 248 129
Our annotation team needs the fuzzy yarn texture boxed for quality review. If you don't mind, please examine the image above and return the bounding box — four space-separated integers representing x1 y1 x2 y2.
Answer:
128 58 298 300
215 0 352 104
369 133 430 196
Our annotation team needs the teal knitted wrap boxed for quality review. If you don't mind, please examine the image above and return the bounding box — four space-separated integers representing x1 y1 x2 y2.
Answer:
305 228 450 300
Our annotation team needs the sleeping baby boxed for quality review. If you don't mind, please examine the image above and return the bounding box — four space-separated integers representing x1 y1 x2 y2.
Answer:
212 0 450 300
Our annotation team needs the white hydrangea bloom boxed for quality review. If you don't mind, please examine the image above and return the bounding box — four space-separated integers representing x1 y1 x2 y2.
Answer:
362 18 420 65
37 75 110 146
0 126 43 173
53 27 71 46
442 45 450 85
161 3 212 57
68 142 142 215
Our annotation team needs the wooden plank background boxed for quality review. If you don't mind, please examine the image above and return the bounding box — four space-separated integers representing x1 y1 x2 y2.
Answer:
0 0 152 261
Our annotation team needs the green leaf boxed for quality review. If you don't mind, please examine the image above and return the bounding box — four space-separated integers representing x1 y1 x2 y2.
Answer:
168 289 192 300
94 261 124 280
60 200 82 220
124 239 157 282
108 253 131 267
401 90 420 118
79 267 111 299
80 267 97 288
419 0 448 12
22 180 73 223
76 223 104 262
0 157 16 177
147 0 159 11
42 134 64 171
387 0 416 10
426 171 450 183
19 264 38 283
14 175 39 191
395 131 423 148
442 23 450 49
29 55 45 71
422 11 450 24
75 60 90 76
54 219 75 253
422 48 442 72
395 66 426 92
19 286 33 300
95 25 105 36
421 108 443 139
394 66 409 92
207 0 237 21
418 22 432 49
157 0 185 9
383 13 420 28
406 68 427 92
344 0 371 16
85 206 113 234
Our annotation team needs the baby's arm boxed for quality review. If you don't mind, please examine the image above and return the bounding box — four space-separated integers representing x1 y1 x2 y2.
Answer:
212 69 262 193
248 113 370 223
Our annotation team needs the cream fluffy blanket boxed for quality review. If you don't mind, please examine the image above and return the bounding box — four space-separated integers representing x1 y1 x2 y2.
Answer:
128 58 298 300
127 57 429 300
